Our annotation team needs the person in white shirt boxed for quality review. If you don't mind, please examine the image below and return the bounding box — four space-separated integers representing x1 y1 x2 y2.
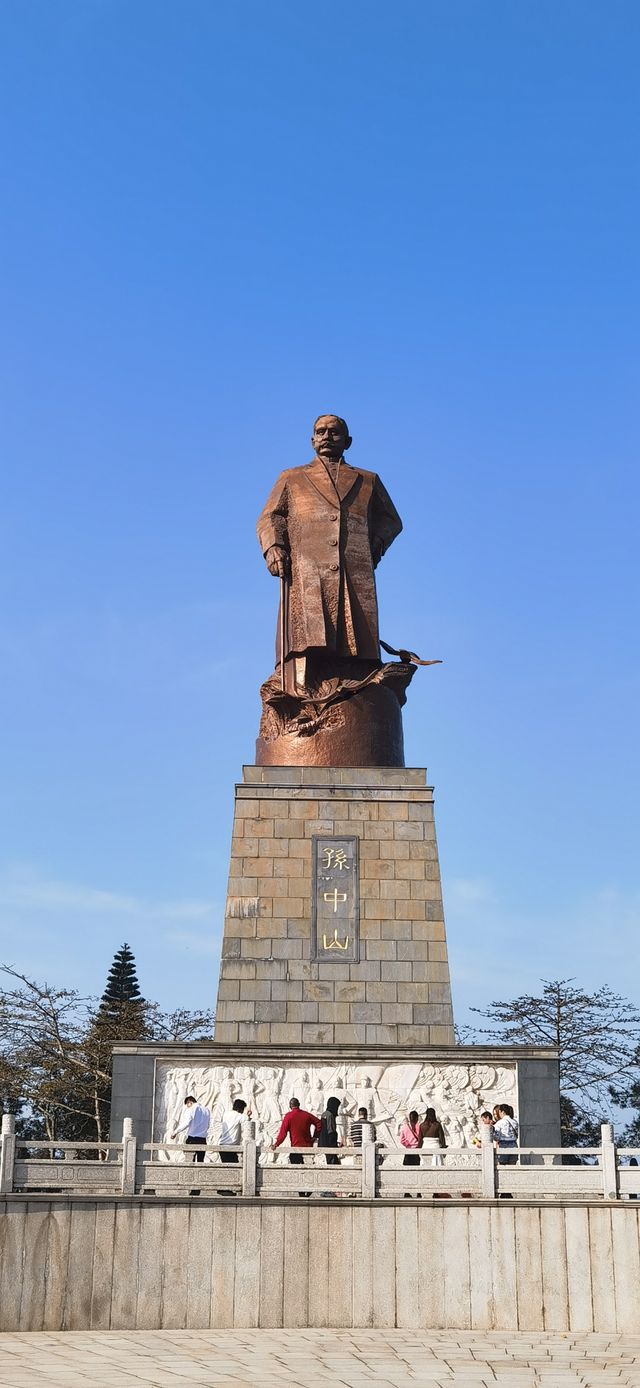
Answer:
493 1104 519 1165
171 1095 211 1164
219 1098 252 1159
217 1098 252 1195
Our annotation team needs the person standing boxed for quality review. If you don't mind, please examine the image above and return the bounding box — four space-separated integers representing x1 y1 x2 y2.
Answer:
171 1095 211 1163
217 1097 252 1195
472 1110 495 1148
350 1106 376 1147
219 1098 252 1162
272 1097 321 1197
419 1107 447 1167
399 1110 423 1196
494 1104 519 1165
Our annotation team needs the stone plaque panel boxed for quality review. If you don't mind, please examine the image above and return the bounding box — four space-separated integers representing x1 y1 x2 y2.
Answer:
311 835 360 964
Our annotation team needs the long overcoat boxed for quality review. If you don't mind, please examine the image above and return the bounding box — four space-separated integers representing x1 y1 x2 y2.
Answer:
257 459 402 661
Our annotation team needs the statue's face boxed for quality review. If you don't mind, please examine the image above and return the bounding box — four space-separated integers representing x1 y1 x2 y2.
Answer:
312 415 350 460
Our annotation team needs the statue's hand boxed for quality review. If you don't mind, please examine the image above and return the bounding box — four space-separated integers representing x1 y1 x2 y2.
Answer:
265 545 291 579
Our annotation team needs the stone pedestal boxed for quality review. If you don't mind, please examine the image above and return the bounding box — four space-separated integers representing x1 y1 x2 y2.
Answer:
214 766 454 1046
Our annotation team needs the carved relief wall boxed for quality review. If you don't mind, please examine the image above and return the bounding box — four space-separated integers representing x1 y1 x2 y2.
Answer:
154 1059 517 1153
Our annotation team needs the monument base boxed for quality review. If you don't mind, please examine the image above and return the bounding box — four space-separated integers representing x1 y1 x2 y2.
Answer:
215 766 455 1047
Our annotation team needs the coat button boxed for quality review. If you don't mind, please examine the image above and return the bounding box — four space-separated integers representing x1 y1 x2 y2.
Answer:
330 538 338 546
330 563 339 571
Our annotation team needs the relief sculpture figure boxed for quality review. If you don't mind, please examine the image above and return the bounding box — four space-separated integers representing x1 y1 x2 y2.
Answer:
256 413 437 767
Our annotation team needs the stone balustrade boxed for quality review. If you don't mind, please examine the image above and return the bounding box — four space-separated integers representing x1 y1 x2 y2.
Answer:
3 1113 639 1201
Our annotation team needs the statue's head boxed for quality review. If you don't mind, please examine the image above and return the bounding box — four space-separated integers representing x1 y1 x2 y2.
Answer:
312 414 352 461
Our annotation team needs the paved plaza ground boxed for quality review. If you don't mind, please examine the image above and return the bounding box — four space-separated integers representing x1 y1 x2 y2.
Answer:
1 1330 640 1387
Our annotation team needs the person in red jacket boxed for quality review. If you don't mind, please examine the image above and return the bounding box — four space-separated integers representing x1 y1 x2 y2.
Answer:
272 1097 321 1196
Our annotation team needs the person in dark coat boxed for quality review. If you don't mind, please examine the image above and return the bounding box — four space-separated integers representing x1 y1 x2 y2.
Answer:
257 415 402 687
318 1095 342 1167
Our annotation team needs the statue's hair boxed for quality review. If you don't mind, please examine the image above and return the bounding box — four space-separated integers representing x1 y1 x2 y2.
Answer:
313 414 350 435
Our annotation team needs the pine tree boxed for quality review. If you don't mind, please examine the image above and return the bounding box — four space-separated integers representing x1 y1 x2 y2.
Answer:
96 943 146 1035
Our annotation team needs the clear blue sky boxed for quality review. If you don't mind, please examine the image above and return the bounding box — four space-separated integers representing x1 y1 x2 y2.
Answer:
1 2 638 1025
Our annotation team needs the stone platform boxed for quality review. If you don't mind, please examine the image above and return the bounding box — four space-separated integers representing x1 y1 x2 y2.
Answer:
215 766 454 1047
1 1329 639 1385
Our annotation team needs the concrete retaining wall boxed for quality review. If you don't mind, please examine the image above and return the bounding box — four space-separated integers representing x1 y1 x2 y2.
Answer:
1 1197 637 1333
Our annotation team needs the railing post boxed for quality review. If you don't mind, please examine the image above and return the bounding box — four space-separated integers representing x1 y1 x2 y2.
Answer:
601 1122 618 1200
361 1123 376 1199
121 1117 137 1195
242 1120 257 1197
0 1114 16 1195
481 1126 496 1198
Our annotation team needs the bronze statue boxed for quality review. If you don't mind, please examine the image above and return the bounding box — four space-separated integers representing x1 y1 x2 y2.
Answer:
256 414 436 767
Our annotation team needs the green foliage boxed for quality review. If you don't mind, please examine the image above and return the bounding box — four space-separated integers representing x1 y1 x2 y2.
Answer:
468 977 640 1144
94 943 147 1038
0 952 214 1143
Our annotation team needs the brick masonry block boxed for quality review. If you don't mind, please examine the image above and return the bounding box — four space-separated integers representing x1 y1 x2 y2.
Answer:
366 1024 401 1044
219 961 257 980
380 962 412 982
350 1002 382 1024
395 822 424 840
270 1023 303 1043
303 981 334 1002
217 980 240 1001
253 960 287 979
428 982 453 1003
316 963 350 980
237 1022 273 1043
317 1002 351 1023
271 939 302 958
385 840 411 860
361 857 396 879
381 921 412 940
366 982 397 1003
363 822 394 841
239 980 272 1001
410 879 442 900
222 917 258 938
380 879 411 900
335 982 366 1003
213 1022 239 1043
394 859 426 880
401 900 427 920
334 1024 368 1044
216 1000 254 1022
271 980 303 1001
286 1002 319 1023
363 899 396 921
363 940 397 960
360 919 382 939
430 1024 456 1044
397 981 430 1003
254 1001 287 1022
397 941 429 961
302 1024 335 1044
378 802 409 821
348 962 381 981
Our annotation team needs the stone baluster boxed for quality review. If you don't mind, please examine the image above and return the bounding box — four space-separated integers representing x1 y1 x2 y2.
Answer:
601 1122 618 1201
361 1123 376 1199
121 1117 137 1195
0 1114 16 1195
481 1124 496 1198
242 1120 257 1197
